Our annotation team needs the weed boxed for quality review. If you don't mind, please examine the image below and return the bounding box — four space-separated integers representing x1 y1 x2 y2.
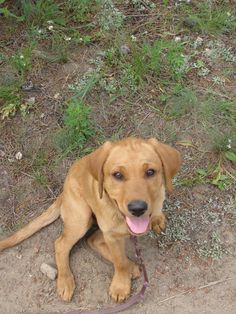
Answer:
191 59 210 77
196 232 230 260
0 0 23 21
66 0 102 22
97 0 125 32
55 99 94 154
18 0 65 26
126 0 156 10
179 168 209 188
180 1 236 34
143 39 187 80
149 197 232 260
50 33 69 63
164 88 198 118
69 56 103 98
11 45 34 76
0 85 21 120
205 40 236 63
199 99 236 153
33 171 49 187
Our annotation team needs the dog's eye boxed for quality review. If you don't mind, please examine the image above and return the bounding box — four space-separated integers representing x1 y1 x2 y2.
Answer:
146 169 156 177
112 172 124 180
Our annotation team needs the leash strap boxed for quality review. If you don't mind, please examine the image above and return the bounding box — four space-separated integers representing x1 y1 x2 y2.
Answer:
54 236 149 314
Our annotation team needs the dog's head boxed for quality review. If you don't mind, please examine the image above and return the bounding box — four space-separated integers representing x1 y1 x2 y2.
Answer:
89 137 181 235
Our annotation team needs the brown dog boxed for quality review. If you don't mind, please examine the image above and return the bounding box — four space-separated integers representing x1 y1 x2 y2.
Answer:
0 137 181 302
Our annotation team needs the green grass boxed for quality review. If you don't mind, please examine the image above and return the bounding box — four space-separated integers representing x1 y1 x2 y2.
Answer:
180 1 236 34
17 0 65 26
33 171 49 187
0 84 21 120
55 99 95 155
66 0 102 22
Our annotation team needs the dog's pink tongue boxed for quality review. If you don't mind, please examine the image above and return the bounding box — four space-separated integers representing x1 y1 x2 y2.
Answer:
126 216 149 234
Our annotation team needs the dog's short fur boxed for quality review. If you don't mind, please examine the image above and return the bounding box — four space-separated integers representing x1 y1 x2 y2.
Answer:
0 137 181 302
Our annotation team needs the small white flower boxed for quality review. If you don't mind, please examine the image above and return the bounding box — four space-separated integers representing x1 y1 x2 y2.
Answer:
227 144 231 149
64 36 71 41
38 29 42 34
228 139 232 143
20 55 24 59
15 152 23 160
227 12 231 17
175 36 181 42
48 25 54 31
47 20 53 24
131 35 137 42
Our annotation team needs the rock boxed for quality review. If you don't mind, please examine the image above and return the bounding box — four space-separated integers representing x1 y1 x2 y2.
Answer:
26 97 35 106
119 44 130 55
40 263 57 280
21 80 34 91
0 150 5 157
183 17 199 29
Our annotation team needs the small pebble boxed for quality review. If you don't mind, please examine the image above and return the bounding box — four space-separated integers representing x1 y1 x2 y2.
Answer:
0 150 5 157
15 152 23 160
21 80 34 91
120 44 130 55
40 263 57 280
26 97 35 105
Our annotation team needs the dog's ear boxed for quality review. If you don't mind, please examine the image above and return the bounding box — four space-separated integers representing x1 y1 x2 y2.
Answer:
88 141 112 198
148 138 182 193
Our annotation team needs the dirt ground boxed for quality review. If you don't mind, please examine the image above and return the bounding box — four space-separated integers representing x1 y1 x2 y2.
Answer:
0 60 236 314
1 1 236 313
1 61 236 313
0 160 235 314
0 216 236 314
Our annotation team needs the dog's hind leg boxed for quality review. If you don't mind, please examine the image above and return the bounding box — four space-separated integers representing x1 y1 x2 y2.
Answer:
87 229 113 262
55 199 92 302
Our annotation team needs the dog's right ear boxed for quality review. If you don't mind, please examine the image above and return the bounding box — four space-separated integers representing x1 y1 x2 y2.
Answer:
88 141 112 199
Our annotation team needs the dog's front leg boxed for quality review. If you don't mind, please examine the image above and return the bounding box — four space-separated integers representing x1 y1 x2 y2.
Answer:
103 235 138 302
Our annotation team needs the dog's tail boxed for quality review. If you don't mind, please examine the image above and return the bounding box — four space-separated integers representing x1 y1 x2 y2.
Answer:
0 195 62 252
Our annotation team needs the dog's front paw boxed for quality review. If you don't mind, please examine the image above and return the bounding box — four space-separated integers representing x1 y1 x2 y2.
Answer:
151 212 166 234
57 273 75 301
129 261 141 279
109 275 131 302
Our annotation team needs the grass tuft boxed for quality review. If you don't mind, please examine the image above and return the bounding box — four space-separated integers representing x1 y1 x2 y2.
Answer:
55 99 94 155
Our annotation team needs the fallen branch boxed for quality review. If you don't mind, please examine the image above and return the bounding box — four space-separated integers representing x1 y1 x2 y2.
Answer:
157 276 236 305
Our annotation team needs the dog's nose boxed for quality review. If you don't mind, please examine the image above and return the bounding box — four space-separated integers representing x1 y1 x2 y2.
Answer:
128 200 148 217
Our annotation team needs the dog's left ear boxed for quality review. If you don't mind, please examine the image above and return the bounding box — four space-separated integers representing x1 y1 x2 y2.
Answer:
148 138 182 193
88 141 112 198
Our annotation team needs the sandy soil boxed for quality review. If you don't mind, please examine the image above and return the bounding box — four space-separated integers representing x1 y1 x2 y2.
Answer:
0 204 236 314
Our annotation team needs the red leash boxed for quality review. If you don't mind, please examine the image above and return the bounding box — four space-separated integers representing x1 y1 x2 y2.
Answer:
53 236 149 314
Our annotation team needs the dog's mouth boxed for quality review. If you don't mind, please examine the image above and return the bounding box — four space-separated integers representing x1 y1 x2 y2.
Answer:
125 216 150 235
112 198 150 235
